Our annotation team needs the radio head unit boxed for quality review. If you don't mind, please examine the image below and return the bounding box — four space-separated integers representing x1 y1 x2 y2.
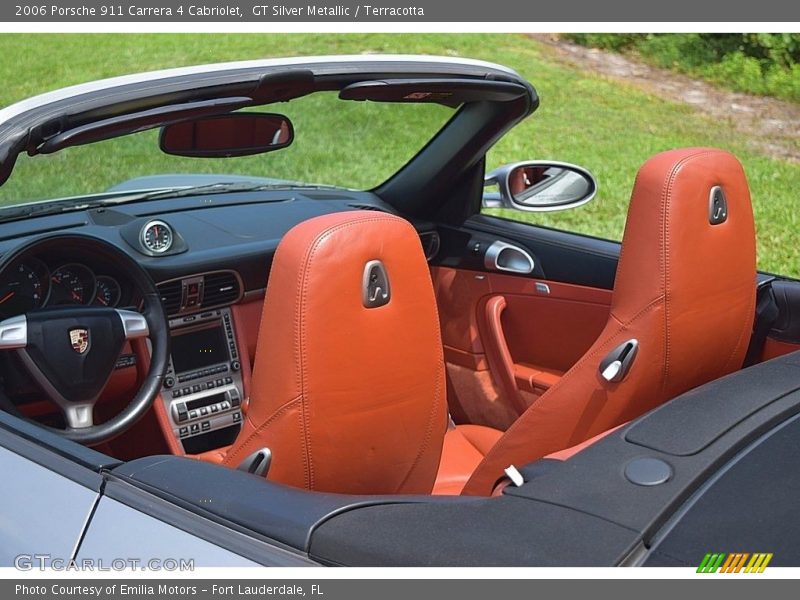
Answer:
161 307 244 453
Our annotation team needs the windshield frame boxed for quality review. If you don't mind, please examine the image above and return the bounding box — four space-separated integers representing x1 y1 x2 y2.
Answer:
0 54 538 216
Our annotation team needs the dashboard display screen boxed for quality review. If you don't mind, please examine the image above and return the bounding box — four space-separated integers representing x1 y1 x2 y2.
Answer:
171 323 228 373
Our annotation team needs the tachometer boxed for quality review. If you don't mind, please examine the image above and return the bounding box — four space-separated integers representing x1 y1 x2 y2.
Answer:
93 276 122 307
0 259 49 316
49 263 96 306
140 220 174 254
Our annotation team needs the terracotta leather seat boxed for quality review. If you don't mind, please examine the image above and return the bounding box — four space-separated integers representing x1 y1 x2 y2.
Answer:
436 148 757 496
199 211 447 495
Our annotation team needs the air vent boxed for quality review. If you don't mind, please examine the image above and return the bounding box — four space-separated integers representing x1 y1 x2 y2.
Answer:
419 231 441 262
157 280 183 315
157 271 242 316
202 271 242 308
348 203 388 212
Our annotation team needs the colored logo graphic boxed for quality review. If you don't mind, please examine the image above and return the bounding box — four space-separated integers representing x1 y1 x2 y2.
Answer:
697 553 773 573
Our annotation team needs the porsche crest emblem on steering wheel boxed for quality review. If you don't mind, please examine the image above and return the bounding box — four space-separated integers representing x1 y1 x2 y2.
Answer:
69 328 90 354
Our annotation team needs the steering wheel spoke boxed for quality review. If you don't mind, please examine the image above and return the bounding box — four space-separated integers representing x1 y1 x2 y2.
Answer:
62 403 95 429
0 315 28 349
116 309 150 339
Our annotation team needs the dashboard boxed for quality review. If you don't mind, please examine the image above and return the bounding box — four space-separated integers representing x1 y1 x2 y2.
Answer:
0 187 429 301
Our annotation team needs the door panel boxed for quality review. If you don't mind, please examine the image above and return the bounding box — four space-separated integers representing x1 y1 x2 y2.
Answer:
0 445 99 566
431 215 621 430
431 266 611 430
465 214 620 289
78 496 261 567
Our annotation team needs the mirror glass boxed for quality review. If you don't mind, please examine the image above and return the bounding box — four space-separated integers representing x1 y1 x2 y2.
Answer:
160 113 293 158
508 164 595 209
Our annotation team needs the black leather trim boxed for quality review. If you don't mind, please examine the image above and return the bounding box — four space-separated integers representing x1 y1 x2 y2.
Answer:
768 279 800 343
461 215 620 289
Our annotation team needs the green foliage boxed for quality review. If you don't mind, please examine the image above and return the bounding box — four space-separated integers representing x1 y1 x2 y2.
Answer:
561 34 641 51
0 34 798 277
564 33 800 102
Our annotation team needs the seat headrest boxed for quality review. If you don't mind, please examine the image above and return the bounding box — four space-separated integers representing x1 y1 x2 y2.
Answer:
226 211 447 495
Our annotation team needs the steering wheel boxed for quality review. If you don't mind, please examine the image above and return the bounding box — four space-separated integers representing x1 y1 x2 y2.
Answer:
0 234 169 445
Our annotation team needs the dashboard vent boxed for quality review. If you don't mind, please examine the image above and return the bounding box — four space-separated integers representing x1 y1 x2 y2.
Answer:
419 231 441 262
158 280 183 315
202 272 241 308
348 203 388 212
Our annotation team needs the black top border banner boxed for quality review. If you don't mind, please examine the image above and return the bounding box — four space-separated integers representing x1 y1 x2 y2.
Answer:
3 0 800 22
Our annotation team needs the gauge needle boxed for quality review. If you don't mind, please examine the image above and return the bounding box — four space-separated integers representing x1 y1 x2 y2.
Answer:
96 296 108 306
0 291 15 304
71 291 82 302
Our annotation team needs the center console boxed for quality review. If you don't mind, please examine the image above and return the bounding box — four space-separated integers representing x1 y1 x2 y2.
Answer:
161 307 244 453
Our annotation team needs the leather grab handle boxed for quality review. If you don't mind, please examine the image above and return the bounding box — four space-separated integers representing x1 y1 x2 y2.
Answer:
483 295 527 415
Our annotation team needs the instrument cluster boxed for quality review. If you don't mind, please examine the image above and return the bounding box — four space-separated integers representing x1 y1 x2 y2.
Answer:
0 257 128 317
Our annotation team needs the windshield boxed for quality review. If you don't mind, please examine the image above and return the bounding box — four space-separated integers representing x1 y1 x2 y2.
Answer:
0 91 455 207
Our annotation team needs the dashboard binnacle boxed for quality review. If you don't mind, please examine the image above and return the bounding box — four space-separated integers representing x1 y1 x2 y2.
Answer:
0 256 131 318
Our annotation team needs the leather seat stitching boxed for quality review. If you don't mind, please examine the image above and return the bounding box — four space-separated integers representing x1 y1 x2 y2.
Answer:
661 150 719 390
221 395 303 467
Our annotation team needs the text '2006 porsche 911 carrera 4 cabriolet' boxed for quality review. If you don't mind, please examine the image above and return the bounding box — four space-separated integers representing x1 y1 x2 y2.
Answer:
0 54 798 568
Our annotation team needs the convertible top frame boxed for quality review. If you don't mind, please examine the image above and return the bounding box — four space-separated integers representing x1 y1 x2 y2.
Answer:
0 55 538 216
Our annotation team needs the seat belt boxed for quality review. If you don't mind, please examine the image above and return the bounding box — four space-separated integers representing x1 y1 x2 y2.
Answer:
743 279 780 367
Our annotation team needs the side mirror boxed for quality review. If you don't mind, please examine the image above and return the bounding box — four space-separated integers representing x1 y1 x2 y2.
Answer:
483 161 597 212
160 113 293 158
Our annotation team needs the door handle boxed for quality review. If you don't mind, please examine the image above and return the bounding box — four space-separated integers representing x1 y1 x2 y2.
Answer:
483 241 535 274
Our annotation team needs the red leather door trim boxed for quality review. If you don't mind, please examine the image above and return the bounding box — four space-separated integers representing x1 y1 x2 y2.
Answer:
483 295 526 414
761 337 800 361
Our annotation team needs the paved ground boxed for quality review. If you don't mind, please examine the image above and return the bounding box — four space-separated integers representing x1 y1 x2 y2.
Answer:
530 34 800 163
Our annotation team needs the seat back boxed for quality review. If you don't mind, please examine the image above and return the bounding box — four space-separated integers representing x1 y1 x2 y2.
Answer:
222 211 447 495
462 148 757 495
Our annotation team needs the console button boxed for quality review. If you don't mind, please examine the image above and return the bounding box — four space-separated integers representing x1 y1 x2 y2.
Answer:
200 407 208 416
182 387 191 396
225 376 233 384
172 389 182 398
232 412 241 423
211 404 219 413
215 379 224 387
179 427 188 437
201 421 211 431
189 410 198 419
221 401 231 410
192 385 201 393
190 423 200 434
207 381 215 389
231 395 241 407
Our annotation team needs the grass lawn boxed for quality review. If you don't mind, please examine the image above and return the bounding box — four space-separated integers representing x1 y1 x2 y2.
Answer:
0 33 798 276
